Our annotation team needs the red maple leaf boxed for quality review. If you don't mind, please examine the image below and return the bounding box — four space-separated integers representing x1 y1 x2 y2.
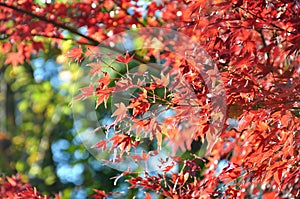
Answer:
109 133 134 154
66 47 83 62
128 90 150 117
115 52 134 64
91 189 107 199
95 87 114 109
92 140 107 150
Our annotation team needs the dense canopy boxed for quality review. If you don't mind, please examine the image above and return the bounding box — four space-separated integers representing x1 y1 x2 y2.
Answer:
0 0 299 198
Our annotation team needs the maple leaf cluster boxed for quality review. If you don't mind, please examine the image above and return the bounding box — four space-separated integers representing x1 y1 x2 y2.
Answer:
1 0 300 198
0 174 61 199
88 1 299 198
0 0 183 66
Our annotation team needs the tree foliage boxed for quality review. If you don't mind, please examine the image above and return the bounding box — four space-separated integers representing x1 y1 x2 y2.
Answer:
0 174 61 199
0 0 299 198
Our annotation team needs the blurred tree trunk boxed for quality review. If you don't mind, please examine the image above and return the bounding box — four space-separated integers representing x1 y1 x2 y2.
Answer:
0 67 13 174
0 72 6 132
5 81 15 132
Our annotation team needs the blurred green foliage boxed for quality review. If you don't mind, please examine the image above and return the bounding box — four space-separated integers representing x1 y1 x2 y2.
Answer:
0 39 123 198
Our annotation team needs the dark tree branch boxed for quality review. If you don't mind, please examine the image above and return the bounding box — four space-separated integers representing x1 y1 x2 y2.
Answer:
31 34 96 46
0 2 163 70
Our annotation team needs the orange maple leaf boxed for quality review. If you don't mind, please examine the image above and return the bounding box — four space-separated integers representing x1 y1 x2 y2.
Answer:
112 103 128 123
5 52 24 67
95 87 114 109
74 84 94 100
